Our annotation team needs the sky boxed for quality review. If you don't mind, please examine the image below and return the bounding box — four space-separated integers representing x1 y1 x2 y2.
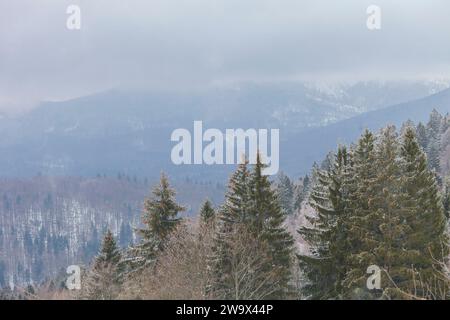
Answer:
0 0 449 113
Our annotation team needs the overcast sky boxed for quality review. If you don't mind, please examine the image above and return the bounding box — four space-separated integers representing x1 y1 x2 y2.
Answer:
0 0 449 113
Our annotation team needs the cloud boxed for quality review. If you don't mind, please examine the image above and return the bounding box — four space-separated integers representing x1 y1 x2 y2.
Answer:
0 0 449 112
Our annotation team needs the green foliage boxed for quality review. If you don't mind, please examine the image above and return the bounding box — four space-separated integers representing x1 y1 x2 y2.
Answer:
199 199 215 224
209 156 294 299
125 173 185 274
299 125 450 300
276 172 294 216
298 145 354 299
83 230 123 300
72 111 450 300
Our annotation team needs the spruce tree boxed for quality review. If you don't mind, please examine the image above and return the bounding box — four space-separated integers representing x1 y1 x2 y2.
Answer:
294 175 311 211
249 154 294 298
299 121 449 299
126 173 185 274
342 129 381 298
298 146 353 299
83 230 123 300
198 199 216 245
199 199 215 224
209 156 294 299
427 138 441 173
208 160 252 298
328 146 356 296
276 172 294 216
441 114 450 134
298 165 335 299
357 125 421 299
427 109 444 138
361 126 400 298
442 177 450 219
416 122 428 150
398 126 449 296
219 160 252 226
426 109 443 173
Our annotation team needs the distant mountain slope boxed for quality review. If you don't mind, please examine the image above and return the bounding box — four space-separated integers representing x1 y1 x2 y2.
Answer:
282 87 450 176
0 81 445 179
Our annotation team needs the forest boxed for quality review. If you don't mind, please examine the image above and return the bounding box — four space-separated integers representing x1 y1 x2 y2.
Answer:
1 110 450 300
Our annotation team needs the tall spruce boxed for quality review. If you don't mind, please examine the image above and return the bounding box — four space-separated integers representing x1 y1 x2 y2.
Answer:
298 164 335 299
249 154 294 298
327 146 355 297
126 173 185 274
208 160 252 298
342 129 380 298
209 156 294 299
398 126 449 296
219 160 252 226
297 146 353 299
358 125 423 299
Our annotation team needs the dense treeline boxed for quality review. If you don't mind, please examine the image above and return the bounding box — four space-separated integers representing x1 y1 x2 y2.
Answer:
3 111 450 300
78 121 448 299
78 158 295 300
299 126 448 299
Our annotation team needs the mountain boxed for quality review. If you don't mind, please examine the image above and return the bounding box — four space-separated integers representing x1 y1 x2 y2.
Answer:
282 87 450 176
0 81 446 180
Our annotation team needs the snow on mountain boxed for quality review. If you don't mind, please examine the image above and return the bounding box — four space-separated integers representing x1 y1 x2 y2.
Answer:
0 80 444 180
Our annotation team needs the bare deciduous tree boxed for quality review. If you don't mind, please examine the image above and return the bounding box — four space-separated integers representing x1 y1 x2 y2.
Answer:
120 222 213 299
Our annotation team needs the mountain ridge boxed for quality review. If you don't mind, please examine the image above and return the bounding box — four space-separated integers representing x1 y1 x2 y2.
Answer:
282 87 450 176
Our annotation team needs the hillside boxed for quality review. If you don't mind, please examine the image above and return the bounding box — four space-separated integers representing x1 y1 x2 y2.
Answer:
0 176 224 287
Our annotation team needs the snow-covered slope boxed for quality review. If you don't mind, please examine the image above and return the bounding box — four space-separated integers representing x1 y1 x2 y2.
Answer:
0 80 445 180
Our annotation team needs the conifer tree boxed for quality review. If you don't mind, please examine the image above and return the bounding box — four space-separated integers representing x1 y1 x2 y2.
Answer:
401 120 415 134
416 122 428 150
298 146 353 299
198 199 216 245
219 160 252 226
126 173 185 274
398 126 449 296
354 125 424 299
427 138 441 173
426 109 443 173
366 126 411 298
83 230 123 300
323 146 355 297
199 199 215 224
276 172 294 216
294 175 310 211
299 119 449 299
208 160 252 298
209 156 294 299
441 114 450 134
427 109 444 138
298 165 335 299
249 154 294 298
442 177 450 219
342 129 381 298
